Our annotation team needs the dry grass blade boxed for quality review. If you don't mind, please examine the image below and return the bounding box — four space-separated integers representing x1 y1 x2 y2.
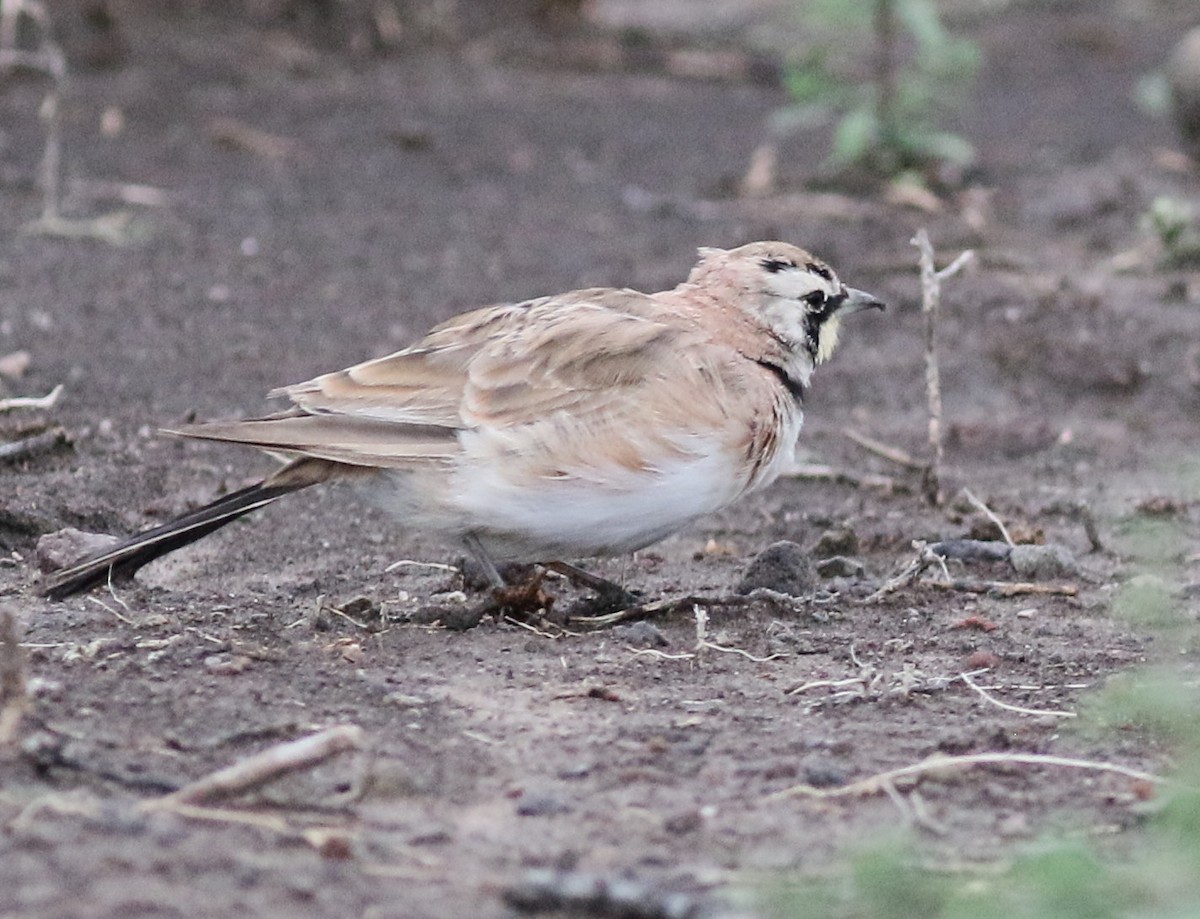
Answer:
0 384 63 412
0 606 28 744
962 487 1015 547
960 671 1076 718
768 751 1170 801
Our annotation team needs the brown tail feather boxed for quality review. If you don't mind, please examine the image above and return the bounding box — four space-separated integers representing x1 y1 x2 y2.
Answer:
43 458 337 599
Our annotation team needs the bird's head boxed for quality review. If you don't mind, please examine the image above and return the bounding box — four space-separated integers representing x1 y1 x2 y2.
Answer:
689 241 885 369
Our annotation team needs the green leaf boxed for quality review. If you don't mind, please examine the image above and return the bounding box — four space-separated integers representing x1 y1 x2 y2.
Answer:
830 109 878 165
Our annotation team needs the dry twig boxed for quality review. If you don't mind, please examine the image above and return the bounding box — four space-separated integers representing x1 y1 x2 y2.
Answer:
864 540 946 603
768 750 1171 801
153 725 365 807
959 671 1076 719
842 428 923 469
911 229 974 505
0 383 63 412
0 425 67 463
920 578 1077 598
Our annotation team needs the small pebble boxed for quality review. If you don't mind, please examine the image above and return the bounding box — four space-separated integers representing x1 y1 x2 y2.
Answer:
35 528 118 573
516 792 572 817
613 621 669 648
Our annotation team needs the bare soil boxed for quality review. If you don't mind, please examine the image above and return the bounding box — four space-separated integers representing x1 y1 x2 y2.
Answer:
2 3 1199 917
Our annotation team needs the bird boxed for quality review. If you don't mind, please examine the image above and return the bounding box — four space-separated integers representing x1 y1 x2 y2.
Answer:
43 241 884 600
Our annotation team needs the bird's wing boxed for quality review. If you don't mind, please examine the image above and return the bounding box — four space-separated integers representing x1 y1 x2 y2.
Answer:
174 288 765 472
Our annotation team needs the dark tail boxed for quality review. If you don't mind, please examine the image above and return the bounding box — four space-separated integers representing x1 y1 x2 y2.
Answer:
43 459 335 599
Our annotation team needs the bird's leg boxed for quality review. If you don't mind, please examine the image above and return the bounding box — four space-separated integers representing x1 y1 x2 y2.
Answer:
460 532 554 618
462 532 506 588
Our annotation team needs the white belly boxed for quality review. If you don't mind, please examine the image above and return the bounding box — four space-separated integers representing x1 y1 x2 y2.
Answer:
364 407 802 562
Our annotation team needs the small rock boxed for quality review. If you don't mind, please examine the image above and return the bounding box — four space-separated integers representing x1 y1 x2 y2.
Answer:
815 555 864 579
35 528 118 573
203 653 252 675
736 541 815 597
812 526 858 558
516 792 572 817
802 762 848 788
612 621 669 648
663 810 703 834
1009 543 1077 579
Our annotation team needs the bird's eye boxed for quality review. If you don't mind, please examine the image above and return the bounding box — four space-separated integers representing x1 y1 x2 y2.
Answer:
803 291 827 307
761 258 796 273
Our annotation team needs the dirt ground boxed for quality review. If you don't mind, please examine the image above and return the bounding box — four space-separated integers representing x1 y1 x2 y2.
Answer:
2 2 1200 917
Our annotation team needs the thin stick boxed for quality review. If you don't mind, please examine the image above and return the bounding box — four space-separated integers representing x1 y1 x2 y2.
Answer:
154 725 365 807
911 230 973 505
768 751 1172 801
842 428 923 469
0 426 67 462
864 540 939 603
786 463 898 491
0 606 27 744
384 558 459 574
962 488 1014 547
959 671 1076 719
0 384 63 412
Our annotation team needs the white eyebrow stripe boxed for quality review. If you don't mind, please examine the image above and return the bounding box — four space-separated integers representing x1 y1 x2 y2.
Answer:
764 267 838 300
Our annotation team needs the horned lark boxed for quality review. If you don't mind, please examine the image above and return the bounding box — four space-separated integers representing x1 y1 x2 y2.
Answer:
44 242 883 599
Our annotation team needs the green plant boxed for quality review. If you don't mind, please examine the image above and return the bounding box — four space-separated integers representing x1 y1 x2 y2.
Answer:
1142 196 1200 269
774 0 980 176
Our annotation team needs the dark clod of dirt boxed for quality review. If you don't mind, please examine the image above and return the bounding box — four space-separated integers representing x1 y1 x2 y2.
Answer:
34 527 118 573
409 602 489 631
812 527 859 558
735 541 815 597
802 762 850 789
503 869 708 919
663 810 704 835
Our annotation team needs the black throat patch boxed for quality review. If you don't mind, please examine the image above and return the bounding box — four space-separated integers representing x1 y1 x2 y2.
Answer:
802 290 847 357
755 358 805 402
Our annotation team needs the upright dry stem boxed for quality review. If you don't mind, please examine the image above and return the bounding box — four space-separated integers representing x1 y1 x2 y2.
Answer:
0 0 66 220
911 229 973 505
